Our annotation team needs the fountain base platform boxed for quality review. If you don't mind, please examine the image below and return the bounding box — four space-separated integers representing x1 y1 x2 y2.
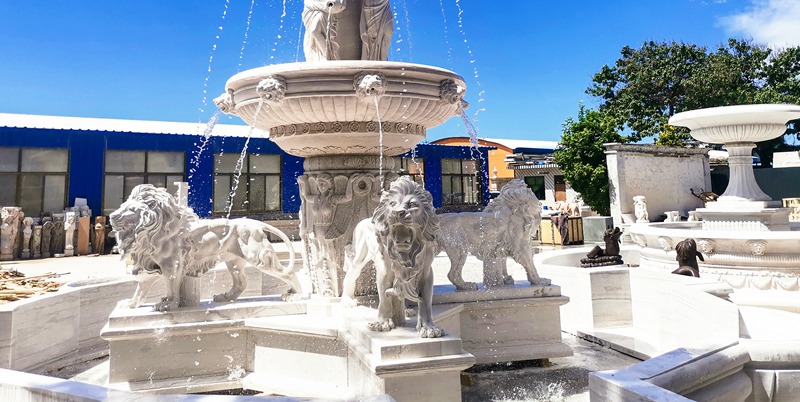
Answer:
697 201 791 231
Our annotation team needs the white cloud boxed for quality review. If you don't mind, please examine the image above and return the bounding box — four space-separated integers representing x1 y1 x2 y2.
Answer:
720 0 800 48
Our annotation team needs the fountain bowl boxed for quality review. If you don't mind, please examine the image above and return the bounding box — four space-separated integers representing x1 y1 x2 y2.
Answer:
669 104 800 144
220 61 466 158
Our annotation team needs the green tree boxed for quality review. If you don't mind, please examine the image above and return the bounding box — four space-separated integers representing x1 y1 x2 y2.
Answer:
554 105 625 216
588 39 800 166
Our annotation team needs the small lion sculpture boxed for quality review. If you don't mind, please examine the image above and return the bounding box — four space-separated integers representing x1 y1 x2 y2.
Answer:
340 176 444 338
439 179 547 290
110 184 303 311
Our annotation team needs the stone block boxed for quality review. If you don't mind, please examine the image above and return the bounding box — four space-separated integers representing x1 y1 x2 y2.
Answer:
76 216 90 255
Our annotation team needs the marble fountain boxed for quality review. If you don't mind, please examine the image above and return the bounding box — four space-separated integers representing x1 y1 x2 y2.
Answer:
0 2 570 401
534 104 800 401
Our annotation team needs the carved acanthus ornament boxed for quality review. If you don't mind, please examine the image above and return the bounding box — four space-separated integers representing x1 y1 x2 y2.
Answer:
257 76 287 104
747 240 767 256
439 79 466 105
657 236 673 251
697 239 715 255
354 72 387 103
213 91 235 114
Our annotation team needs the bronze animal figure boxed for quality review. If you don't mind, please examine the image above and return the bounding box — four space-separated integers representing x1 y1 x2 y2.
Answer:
673 238 703 277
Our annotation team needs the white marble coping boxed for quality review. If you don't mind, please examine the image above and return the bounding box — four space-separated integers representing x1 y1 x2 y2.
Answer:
431 281 561 304
629 221 800 241
245 314 340 338
105 296 307 329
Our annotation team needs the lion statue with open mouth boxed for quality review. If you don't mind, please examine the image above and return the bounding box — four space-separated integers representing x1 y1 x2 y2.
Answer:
110 184 302 312
340 176 443 338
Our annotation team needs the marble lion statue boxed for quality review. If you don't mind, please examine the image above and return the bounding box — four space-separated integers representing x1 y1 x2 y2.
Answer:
110 184 302 312
439 179 547 290
340 176 444 338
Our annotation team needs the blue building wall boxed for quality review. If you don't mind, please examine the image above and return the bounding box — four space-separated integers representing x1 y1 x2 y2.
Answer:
0 126 490 217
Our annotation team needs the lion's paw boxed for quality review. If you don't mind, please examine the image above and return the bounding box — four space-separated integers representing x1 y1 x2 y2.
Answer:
456 281 478 291
367 319 395 332
154 298 178 312
340 296 359 308
503 275 516 285
405 307 417 318
418 324 445 338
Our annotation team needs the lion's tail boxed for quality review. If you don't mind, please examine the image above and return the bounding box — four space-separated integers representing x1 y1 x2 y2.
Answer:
260 222 297 275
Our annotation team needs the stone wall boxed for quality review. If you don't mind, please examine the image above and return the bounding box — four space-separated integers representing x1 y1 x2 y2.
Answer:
604 144 711 227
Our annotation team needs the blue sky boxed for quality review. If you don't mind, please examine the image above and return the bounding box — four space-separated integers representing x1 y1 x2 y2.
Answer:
1 0 799 142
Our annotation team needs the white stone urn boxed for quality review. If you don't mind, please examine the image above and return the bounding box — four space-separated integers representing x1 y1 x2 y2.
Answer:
669 104 800 203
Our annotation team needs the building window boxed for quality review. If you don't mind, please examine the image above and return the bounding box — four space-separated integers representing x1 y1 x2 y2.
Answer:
0 147 69 215
103 150 185 215
524 175 546 201
441 158 482 206
396 157 424 184
213 153 281 215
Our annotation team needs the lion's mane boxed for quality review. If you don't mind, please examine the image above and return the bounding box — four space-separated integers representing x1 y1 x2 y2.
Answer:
483 180 541 253
372 177 438 302
111 185 201 276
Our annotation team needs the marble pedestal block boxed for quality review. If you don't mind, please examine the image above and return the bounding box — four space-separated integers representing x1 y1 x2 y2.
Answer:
102 297 473 401
76 216 90 255
432 282 572 364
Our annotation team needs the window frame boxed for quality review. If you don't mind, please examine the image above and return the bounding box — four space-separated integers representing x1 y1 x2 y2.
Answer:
440 158 482 206
0 147 69 215
102 150 186 215
212 153 283 215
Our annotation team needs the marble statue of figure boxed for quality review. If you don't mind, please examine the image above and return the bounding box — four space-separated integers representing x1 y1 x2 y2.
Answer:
302 0 347 62
111 184 304 311
41 221 54 258
1 207 24 261
437 179 547 290
360 0 394 61
64 212 76 257
341 176 444 338
303 173 381 296
94 216 106 254
32 225 42 259
21 217 33 259
51 216 65 256
633 196 649 223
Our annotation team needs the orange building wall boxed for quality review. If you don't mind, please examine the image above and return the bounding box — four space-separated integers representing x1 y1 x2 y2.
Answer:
431 138 514 190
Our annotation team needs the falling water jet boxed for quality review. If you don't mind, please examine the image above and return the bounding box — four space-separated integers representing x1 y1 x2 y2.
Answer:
225 100 266 219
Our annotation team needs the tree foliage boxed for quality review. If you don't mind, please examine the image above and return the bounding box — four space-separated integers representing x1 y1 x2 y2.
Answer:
553 105 625 216
557 39 800 214
587 39 800 164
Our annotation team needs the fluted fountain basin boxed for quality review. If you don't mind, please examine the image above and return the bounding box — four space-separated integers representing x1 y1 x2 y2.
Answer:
628 221 800 295
669 104 800 144
219 61 466 158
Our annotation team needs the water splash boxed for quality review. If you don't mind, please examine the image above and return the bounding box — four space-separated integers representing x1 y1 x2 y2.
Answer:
453 0 486 120
411 145 424 186
491 383 567 402
188 110 221 183
374 96 385 188
236 0 257 72
225 100 266 218
199 0 230 115
437 0 453 66
399 0 413 60
270 0 289 61
459 102 486 203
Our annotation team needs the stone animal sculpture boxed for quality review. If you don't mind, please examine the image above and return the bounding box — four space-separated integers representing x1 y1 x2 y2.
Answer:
673 238 703 277
554 200 580 217
302 0 347 62
340 176 443 338
438 179 546 290
582 227 624 267
110 184 301 312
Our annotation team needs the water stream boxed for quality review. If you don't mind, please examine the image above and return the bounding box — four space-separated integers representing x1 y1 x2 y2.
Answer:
225 100 266 218
199 0 230 115
236 0 257 71
188 110 222 183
